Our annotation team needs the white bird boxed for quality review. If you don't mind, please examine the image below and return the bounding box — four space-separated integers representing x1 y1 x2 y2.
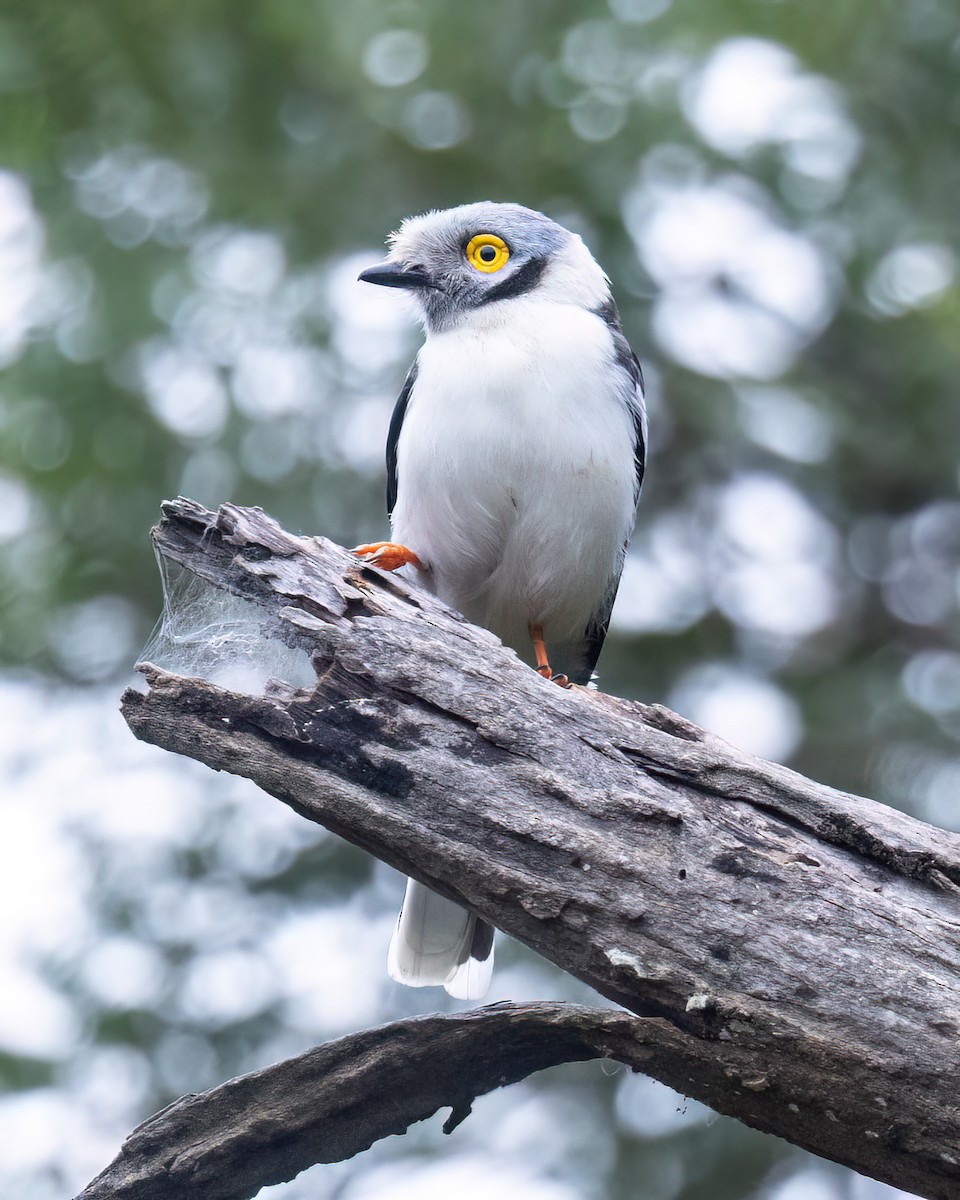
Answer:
354 202 646 1000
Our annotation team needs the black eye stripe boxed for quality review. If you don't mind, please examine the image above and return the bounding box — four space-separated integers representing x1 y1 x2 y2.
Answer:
477 255 547 304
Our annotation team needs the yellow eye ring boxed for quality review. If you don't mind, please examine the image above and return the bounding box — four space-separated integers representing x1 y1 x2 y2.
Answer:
466 233 510 273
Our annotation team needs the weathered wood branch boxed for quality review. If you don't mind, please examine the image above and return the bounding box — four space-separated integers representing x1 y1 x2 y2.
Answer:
75 1002 663 1200
116 498 960 1200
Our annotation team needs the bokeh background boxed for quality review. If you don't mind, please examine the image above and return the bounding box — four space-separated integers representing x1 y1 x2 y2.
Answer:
1 2 958 1197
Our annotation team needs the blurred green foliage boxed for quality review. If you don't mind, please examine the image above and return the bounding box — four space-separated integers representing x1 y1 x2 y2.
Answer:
1 1 959 1197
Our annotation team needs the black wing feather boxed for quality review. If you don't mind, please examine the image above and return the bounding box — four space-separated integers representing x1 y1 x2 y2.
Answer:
576 299 647 682
386 361 418 516
576 568 625 685
594 297 645 501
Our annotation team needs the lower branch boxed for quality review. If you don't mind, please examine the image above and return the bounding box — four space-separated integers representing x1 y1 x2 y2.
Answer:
74 1002 668 1200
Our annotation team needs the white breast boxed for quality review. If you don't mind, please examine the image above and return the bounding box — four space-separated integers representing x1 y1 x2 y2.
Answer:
390 299 638 661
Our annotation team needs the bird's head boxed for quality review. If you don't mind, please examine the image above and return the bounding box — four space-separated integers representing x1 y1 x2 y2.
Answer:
359 202 611 332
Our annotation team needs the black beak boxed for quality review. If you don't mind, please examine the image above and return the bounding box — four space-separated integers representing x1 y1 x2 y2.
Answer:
358 261 434 290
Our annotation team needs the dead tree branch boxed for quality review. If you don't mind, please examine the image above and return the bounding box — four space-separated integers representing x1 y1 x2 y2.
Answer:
111 499 960 1200
75 1002 658 1200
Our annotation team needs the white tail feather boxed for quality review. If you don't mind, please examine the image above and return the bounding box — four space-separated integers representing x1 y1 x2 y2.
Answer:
387 878 494 999
444 946 495 1000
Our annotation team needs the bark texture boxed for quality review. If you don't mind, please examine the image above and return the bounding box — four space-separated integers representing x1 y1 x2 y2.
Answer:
117 498 960 1200
74 1002 672 1200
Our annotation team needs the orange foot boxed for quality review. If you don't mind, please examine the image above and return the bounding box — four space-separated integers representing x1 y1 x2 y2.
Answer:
529 623 573 688
351 541 424 572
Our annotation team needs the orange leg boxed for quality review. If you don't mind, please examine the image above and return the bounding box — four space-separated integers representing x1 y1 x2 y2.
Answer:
528 623 571 688
529 622 551 678
351 541 424 572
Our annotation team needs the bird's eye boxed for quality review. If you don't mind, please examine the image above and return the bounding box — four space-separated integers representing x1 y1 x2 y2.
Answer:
466 234 510 273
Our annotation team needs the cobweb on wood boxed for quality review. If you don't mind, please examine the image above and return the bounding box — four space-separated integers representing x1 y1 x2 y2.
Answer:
139 549 316 696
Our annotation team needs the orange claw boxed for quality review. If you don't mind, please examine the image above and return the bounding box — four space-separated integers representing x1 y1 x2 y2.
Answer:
351 541 424 572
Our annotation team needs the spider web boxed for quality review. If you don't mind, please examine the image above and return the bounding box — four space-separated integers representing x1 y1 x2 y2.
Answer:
139 548 316 696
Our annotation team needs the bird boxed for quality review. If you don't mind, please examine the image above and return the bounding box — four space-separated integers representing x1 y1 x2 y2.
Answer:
353 201 646 1000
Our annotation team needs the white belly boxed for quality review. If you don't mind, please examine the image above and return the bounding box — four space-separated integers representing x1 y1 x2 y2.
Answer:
390 302 637 660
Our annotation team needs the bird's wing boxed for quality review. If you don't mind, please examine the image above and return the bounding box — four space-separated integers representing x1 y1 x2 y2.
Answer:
599 305 646 502
576 303 647 683
622 345 646 503
577 572 624 684
386 361 418 516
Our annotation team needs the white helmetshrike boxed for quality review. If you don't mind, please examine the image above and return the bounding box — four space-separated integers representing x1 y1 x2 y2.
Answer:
354 202 646 1000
